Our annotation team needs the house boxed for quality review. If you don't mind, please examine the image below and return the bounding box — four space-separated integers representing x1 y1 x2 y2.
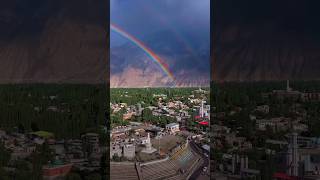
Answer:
123 144 135 159
81 133 100 158
123 112 135 120
165 123 180 134
110 144 122 158
43 161 72 180
256 105 270 114
256 117 289 132
139 136 149 145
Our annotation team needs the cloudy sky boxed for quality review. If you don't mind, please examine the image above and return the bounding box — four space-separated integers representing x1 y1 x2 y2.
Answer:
110 0 210 87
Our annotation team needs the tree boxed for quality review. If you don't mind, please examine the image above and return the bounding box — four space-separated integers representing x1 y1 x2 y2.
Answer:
17 123 25 134
0 141 10 167
0 168 10 180
39 142 54 163
142 108 152 122
66 173 82 180
31 122 39 132
112 154 120 162
85 173 102 180
13 159 32 179
100 152 108 180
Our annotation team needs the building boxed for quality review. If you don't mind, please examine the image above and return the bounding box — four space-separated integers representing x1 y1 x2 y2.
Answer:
139 136 149 145
43 161 72 180
301 92 320 102
256 118 289 132
81 133 100 158
166 123 180 134
298 148 320 175
123 144 135 159
199 101 210 118
110 142 136 160
11 144 36 160
255 105 270 114
110 144 122 159
123 112 135 120
111 126 131 140
66 139 84 159
141 133 156 154
266 80 320 103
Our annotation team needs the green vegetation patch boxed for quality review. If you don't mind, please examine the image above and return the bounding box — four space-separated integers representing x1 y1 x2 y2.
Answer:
30 131 54 138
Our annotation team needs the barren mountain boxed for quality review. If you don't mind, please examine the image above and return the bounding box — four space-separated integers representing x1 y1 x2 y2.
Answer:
212 0 320 82
213 24 320 82
111 30 210 87
0 0 108 83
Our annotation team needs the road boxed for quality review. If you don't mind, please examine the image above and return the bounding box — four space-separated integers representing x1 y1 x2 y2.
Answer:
188 141 210 180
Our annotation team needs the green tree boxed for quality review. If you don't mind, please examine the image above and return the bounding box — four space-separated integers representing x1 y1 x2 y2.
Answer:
13 160 33 179
0 168 10 180
100 152 108 180
0 141 10 167
66 173 82 180
142 108 152 122
85 173 102 180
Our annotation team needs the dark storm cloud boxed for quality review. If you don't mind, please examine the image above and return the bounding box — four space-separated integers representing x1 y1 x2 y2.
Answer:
213 0 320 36
0 0 57 40
110 0 210 84
0 0 108 41
111 0 210 44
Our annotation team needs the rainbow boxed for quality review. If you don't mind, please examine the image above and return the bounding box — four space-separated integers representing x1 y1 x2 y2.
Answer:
140 4 199 60
110 23 175 83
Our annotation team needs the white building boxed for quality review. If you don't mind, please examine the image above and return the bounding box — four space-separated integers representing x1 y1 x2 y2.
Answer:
166 123 180 134
139 136 149 145
255 105 270 114
123 144 135 159
110 144 122 158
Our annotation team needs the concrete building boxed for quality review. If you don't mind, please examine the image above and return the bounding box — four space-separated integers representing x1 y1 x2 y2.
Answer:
123 144 135 159
43 161 72 180
166 123 180 134
256 105 270 114
66 139 84 159
81 133 100 158
110 144 122 158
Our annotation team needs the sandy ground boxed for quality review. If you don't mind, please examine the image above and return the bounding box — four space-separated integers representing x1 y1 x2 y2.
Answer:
151 135 185 153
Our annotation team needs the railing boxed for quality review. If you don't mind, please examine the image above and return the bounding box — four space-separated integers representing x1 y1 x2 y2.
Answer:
140 156 169 166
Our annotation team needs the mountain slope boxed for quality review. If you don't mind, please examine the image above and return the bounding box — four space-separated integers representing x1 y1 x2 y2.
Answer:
110 30 210 87
213 25 320 82
0 0 108 83
212 0 320 82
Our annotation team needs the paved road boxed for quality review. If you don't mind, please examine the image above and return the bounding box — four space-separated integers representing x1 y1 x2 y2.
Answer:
188 141 210 180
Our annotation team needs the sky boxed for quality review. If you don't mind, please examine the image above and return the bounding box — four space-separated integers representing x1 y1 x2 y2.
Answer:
110 0 210 87
111 0 210 46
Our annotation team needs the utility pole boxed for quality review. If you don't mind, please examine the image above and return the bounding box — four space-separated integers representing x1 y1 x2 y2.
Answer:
158 136 160 155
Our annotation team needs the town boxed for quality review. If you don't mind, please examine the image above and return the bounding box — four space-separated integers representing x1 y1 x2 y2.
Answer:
110 87 210 180
211 81 320 180
0 130 107 179
0 84 107 180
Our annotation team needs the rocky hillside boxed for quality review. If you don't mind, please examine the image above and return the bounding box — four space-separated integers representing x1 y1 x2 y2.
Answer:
0 0 108 83
110 30 210 88
212 0 320 82
213 25 320 82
